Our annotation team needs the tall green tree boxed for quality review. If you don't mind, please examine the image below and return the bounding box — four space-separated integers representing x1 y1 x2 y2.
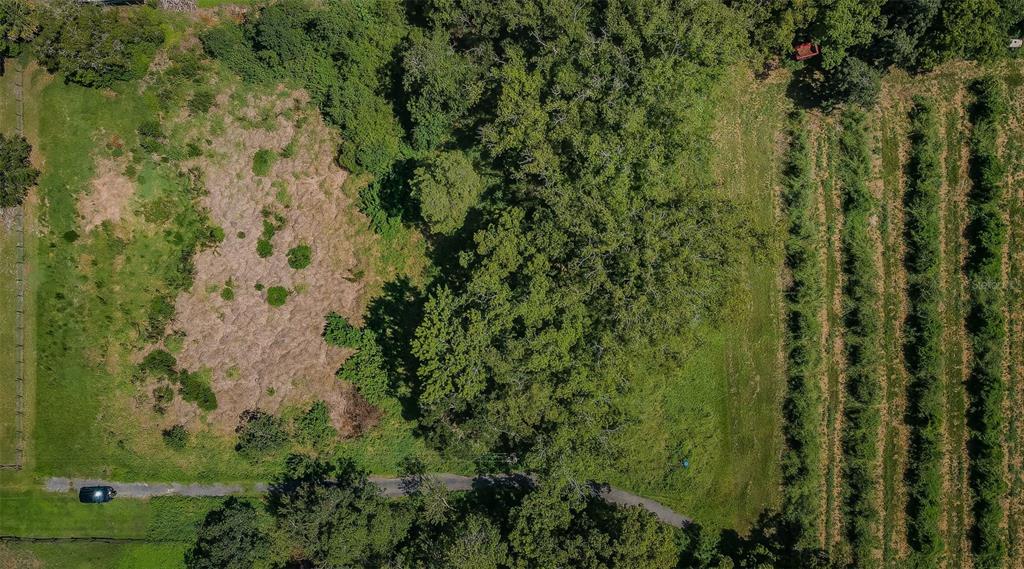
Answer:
411 150 484 235
0 134 38 208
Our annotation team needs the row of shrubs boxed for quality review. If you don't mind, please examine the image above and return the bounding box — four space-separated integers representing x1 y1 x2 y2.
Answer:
837 109 885 566
779 113 826 550
964 77 1009 569
901 97 945 566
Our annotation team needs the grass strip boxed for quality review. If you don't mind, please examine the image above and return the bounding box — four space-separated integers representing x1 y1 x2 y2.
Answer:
779 112 825 550
901 96 945 567
964 76 1009 569
837 109 884 566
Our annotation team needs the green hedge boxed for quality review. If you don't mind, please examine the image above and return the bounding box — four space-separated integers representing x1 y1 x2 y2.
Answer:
902 97 945 566
964 77 1009 569
837 109 884 566
779 113 825 549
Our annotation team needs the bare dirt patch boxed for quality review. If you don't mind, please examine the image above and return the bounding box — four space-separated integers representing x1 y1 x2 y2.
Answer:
78 157 136 232
160 89 381 436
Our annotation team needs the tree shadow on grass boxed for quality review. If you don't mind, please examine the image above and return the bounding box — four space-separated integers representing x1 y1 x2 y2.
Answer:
365 276 425 423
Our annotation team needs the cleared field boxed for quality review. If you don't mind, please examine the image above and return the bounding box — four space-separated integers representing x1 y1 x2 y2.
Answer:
601 67 789 530
0 542 188 569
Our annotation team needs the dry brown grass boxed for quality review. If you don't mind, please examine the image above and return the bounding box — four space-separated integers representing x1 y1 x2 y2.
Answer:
148 88 382 436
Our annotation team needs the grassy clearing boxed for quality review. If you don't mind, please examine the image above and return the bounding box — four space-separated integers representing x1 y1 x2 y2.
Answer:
0 490 222 541
601 68 788 530
0 541 188 569
0 229 17 463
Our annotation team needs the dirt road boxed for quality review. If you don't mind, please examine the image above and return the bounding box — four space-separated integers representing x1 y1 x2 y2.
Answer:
44 475 690 528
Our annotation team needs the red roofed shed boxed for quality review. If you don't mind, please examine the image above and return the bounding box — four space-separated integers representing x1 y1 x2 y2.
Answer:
794 43 820 61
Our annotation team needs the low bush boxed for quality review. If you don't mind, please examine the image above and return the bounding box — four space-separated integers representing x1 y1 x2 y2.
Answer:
287 244 311 269
235 409 288 459
189 90 216 114
140 349 177 380
137 119 165 154
178 371 218 411
902 97 945 565
252 149 276 177
256 238 273 258
267 286 289 307
152 383 175 415
162 425 189 450
293 400 336 449
220 286 234 301
323 312 362 348
337 331 389 405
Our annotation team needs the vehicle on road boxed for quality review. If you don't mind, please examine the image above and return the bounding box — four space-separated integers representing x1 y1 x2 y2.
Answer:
78 486 116 503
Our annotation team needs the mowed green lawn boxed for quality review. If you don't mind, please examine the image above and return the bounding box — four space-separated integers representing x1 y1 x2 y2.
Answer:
0 229 17 464
599 68 789 531
0 542 188 569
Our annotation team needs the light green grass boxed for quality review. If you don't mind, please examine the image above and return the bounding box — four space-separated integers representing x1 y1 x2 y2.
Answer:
0 230 17 463
599 68 789 531
0 542 187 569
196 0 255 7
0 490 222 541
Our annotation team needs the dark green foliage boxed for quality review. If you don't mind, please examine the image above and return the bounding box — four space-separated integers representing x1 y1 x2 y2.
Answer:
337 331 389 405
411 150 483 235
188 90 216 115
137 119 165 154
235 409 289 459
323 312 362 348
292 400 337 449
220 286 234 301
140 349 177 380
267 286 289 307
252 149 276 176
402 28 483 151
266 455 413 567
186 498 271 569
902 97 945 566
256 238 273 258
179 371 218 412
286 244 311 269
203 0 408 175
779 114 825 550
0 0 37 59
162 424 189 450
0 133 39 207
152 383 175 414
406 0 751 469
837 109 884 565
33 3 164 87
824 57 882 108
964 77 1008 569
145 295 176 340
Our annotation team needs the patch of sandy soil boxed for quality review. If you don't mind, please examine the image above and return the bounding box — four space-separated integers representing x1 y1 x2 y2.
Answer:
160 89 380 436
78 157 135 232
